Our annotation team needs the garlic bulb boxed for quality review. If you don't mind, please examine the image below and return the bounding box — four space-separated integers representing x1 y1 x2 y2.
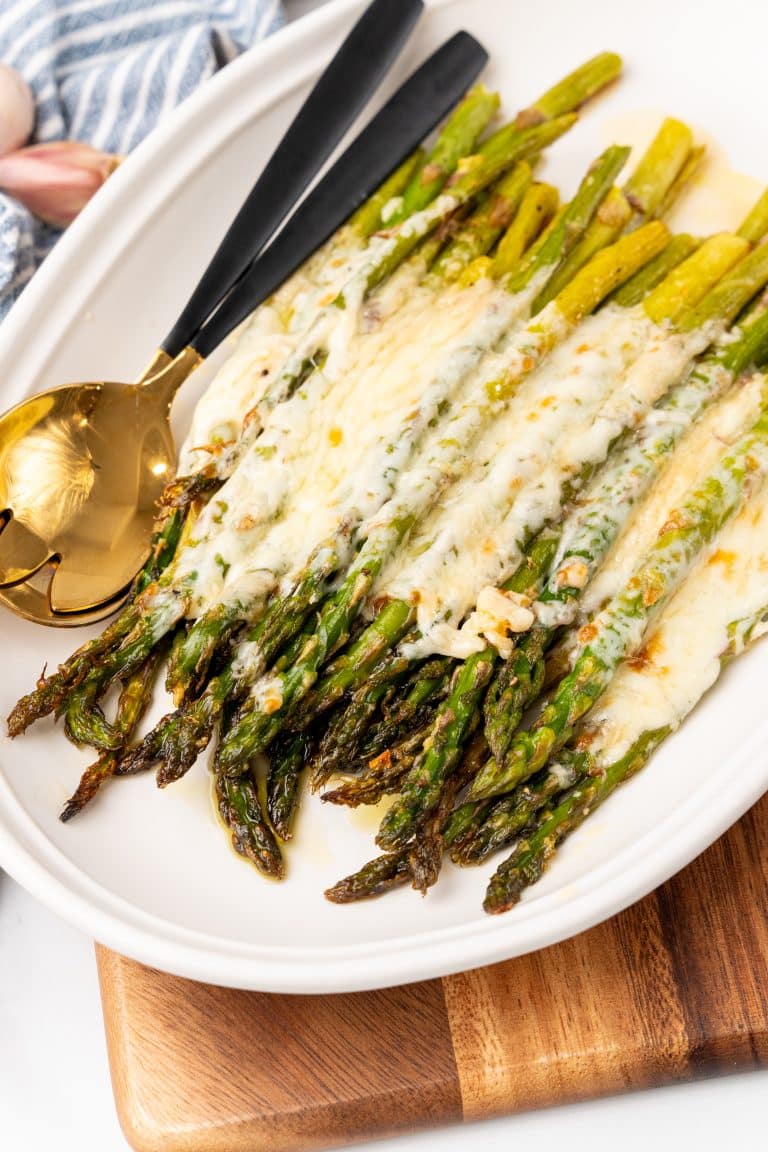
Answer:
0 64 34 157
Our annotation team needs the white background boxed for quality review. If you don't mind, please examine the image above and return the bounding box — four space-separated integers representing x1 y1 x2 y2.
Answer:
3 1 768 1149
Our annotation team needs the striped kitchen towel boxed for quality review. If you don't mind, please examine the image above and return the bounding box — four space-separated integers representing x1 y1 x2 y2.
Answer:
0 0 284 320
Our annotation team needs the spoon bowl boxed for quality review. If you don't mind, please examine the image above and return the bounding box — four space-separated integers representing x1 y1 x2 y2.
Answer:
0 570 127 627
0 349 198 614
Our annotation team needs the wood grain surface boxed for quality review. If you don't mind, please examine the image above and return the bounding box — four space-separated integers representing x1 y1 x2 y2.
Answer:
98 793 768 1152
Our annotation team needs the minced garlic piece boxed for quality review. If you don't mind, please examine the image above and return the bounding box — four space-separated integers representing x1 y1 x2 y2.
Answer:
555 557 589 590
460 586 535 658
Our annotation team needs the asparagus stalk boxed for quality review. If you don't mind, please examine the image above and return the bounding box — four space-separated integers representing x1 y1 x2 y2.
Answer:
530 186 632 309
325 732 489 902
482 729 667 913
482 624 549 762
349 149 425 239
451 757 580 864
503 145 631 294
325 851 412 903
431 163 533 281
375 649 493 854
321 721 430 807
515 53 621 123
310 652 451 794
607 233 699 306
408 730 486 893
165 601 244 705
309 652 409 790
533 117 698 310
266 731 311 840
216 769 284 878
469 396 768 802
388 85 501 224
375 532 559 852
59 646 165 821
363 656 452 757
622 118 693 218
490 182 560 278
654 145 706 221
737 188 768 245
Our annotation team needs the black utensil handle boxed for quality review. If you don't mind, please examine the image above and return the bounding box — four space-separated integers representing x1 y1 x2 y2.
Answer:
192 31 488 361
161 0 424 359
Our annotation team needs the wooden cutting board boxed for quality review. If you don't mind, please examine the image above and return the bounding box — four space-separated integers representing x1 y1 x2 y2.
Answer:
97 793 768 1152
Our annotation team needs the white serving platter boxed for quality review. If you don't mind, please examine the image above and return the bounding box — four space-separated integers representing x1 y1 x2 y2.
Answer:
1 0 767 993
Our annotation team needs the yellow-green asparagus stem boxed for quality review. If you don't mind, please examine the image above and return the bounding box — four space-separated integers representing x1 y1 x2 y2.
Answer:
623 117 693 218
492 182 560 278
349 149 425 238
431 163 533 280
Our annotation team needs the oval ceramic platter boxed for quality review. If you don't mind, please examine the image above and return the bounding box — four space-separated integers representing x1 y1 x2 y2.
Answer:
1 0 767 993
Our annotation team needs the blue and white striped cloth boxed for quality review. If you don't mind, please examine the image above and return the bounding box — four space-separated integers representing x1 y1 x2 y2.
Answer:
0 0 284 319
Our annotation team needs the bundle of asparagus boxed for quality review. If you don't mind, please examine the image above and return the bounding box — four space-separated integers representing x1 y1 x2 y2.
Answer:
10 49 768 916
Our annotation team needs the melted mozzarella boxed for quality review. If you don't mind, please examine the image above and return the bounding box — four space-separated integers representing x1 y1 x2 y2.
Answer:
175 198 453 477
175 275 520 614
578 373 767 619
178 226 379 475
179 304 297 475
582 477 768 762
380 306 706 658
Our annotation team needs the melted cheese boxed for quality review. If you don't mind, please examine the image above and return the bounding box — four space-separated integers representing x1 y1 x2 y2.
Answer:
538 353 737 628
582 477 768 762
178 227 377 475
381 306 707 658
578 372 767 618
176 193 462 479
174 275 523 614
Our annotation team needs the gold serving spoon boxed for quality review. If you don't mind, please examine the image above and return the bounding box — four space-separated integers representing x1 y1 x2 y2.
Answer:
0 346 197 619
0 15 485 625
0 21 485 626
0 0 429 624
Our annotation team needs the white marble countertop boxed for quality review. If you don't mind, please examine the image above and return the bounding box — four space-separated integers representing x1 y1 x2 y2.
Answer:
3 2 768 1149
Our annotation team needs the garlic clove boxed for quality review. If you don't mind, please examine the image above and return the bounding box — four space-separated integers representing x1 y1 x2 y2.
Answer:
0 141 120 228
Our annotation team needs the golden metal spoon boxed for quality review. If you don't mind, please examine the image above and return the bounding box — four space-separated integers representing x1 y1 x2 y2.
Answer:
0 26 486 625
0 348 196 616
0 563 128 627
